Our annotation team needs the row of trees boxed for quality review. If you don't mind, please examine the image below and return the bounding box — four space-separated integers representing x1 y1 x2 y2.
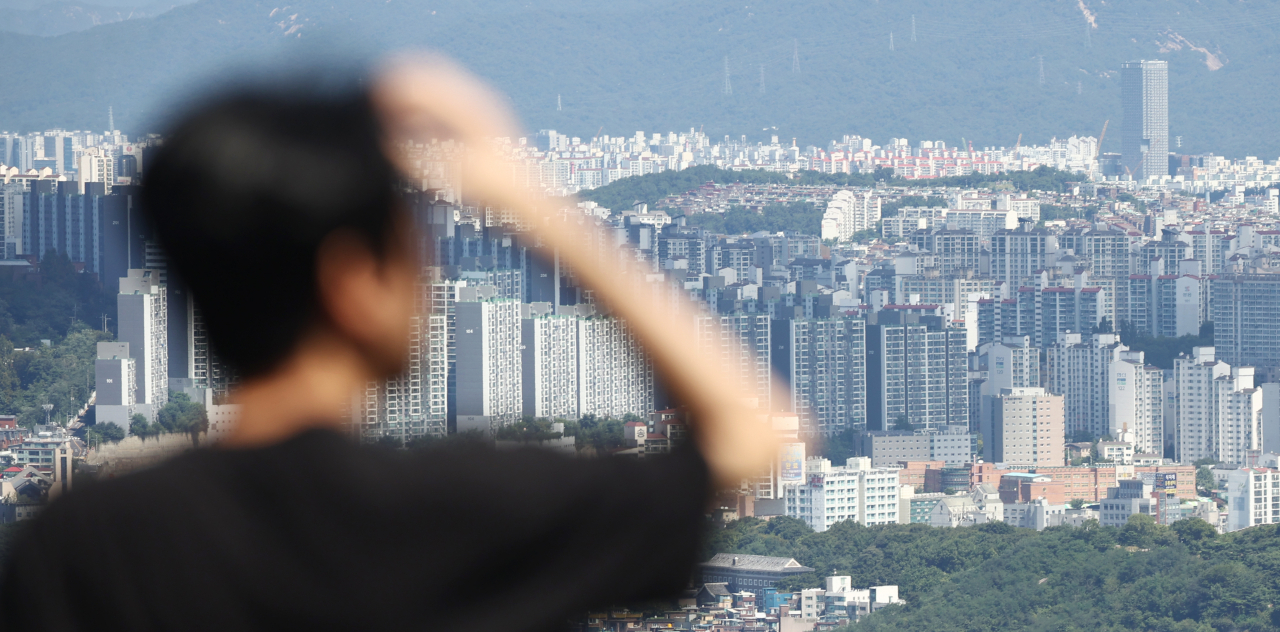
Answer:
684 202 824 236
0 327 110 428
578 166 1083 217
708 515 1275 631
379 413 639 455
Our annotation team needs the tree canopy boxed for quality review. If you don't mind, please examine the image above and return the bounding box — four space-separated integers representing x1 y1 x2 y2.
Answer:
578 166 1083 216
705 515 1280 632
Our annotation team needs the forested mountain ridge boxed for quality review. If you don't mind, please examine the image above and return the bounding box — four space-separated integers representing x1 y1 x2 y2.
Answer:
1 0 1278 157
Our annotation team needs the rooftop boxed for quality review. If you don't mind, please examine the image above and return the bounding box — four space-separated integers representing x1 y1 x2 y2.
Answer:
702 554 814 574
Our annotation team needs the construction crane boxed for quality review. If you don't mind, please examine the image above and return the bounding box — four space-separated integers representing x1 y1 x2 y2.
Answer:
1096 119 1109 158
1014 133 1022 152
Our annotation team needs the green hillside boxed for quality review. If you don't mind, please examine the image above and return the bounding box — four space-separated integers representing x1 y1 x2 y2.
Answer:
710 516 1279 632
0 0 1277 157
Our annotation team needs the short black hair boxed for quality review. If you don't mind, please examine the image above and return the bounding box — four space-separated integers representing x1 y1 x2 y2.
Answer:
143 79 399 379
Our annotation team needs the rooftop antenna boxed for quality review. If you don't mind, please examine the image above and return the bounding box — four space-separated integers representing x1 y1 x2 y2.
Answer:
723 56 733 95
108 106 114 133
792 40 800 73
890 32 895 51
1038 55 1045 86
911 15 917 42
759 64 766 94
557 94 562 112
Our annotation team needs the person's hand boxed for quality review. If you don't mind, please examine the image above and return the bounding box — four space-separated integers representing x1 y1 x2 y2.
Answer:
370 54 779 489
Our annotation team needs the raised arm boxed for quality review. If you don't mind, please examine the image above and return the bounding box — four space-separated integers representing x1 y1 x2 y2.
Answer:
369 54 779 489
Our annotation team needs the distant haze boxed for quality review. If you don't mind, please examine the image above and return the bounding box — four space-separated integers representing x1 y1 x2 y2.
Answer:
0 0 1277 157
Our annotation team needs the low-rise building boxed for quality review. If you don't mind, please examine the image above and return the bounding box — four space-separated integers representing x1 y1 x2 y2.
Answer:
1227 467 1280 532
782 457 901 532
699 554 815 600
930 483 1004 527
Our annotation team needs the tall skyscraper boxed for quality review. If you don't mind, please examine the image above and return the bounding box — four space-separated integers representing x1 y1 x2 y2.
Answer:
1121 59 1169 180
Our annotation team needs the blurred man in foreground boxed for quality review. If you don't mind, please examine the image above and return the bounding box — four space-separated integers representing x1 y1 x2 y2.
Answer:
0 58 776 631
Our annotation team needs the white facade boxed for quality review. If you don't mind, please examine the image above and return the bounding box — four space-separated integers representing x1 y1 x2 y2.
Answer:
1214 367 1263 467
1176 346 1231 463
821 190 881 241
1176 347 1263 466
76 146 113 194
995 194 1041 221
521 303 579 419
117 269 167 418
991 387 1066 467
1226 468 1280 532
0 182 24 256
782 457 900 532
1109 351 1164 456
577 315 654 418
94 341 136 431
1048 332 1128 440
455 288 522 432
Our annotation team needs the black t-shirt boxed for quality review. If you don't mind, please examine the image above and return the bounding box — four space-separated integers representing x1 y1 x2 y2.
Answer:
0 430 710 631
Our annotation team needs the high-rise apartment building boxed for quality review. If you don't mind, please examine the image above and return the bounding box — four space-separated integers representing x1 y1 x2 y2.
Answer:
1212 274 1280 371
1047 332 1128 439
455 286 522 433
1121 59 1169 181
821 190 881 242
772 317 866 436
989 228 1057 284
521 302 579 419
117 269 167 419
1127 273 1202 338
695 313 772 411
1173 347 1261 467
977 336 1040 446
1057 227 1130 279
576 313 655 419
1174 346 1231 464
990 388 1065 467
1108 351 1165 456
866 310 967 432
909 229 981 275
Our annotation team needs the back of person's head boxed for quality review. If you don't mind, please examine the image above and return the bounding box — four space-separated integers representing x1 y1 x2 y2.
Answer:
143 76 400 379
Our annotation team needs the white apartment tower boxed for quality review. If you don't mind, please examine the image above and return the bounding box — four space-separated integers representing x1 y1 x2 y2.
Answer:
454 286 522 433
990 387 1065 467
521 303 579 419
820 190 881 242
782 457 900 532
1175 347 1263 466
1108 350 1165 456
117 269 167 418
577 313 655 418
1047 332 1128 440
1175 346 1231 463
